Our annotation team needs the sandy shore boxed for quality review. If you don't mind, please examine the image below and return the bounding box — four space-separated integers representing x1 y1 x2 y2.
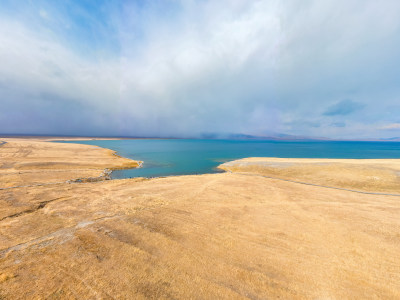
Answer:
0 138 140 189
0 138 399 299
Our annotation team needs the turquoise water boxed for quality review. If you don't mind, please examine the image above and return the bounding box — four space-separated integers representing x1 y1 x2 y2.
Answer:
62 139 400 178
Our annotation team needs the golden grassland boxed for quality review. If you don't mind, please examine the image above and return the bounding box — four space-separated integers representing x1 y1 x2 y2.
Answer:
0 138 399 299
219 157 400 194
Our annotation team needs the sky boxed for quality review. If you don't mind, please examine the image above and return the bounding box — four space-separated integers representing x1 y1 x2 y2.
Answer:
1 0 400 139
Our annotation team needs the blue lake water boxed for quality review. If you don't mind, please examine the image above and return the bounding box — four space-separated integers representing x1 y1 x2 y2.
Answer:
62 139 400 179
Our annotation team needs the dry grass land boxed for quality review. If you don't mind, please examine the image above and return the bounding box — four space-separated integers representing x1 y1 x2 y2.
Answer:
0 139 399 299
219 157 400 194
0 138 139 188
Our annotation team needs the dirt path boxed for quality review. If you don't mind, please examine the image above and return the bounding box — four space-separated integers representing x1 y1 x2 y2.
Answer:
233 171 400 197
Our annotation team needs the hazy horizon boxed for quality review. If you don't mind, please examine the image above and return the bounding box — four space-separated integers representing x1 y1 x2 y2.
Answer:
1 0 400 139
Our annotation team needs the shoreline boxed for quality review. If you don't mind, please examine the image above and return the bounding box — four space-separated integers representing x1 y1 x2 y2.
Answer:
0 138 141 189
57 139 400 195
61 142 144 183
3 137 400 194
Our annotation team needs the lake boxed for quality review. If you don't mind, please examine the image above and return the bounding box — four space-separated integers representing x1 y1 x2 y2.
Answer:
62 139 400 178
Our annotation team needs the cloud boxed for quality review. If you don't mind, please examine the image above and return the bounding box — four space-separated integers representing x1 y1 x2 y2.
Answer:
379 123 400 130
331 122 346 127
1 0 400 138
323 100 365 116
39 9 48 20
285 120 321 129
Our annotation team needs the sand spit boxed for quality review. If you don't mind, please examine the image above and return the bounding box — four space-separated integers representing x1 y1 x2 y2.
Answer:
0 139 400 299
0 138 141 189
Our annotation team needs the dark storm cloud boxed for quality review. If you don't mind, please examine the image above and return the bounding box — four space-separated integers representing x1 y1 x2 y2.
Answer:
323 100 365 116
330 122 346 128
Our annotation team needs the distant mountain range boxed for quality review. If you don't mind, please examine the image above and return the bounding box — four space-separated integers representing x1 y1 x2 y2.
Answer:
200 132 400 142
1 133 400 141
376 137 400 141
199 132 331 141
